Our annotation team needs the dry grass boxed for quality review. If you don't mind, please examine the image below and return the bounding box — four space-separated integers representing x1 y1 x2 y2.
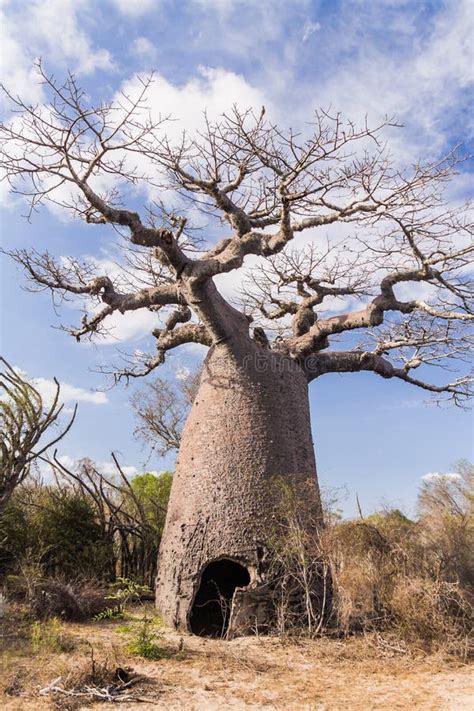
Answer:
0 612 158 709
1 611 472 710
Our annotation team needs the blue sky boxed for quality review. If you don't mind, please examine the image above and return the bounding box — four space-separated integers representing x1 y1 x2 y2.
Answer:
0 0 472 516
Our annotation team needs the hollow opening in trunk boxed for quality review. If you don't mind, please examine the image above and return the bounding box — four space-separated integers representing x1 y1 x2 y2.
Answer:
189 559 250 638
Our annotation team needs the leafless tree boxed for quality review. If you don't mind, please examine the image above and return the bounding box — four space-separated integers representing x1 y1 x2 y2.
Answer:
130 369 200 457
0 357 75 512
1 64 472 633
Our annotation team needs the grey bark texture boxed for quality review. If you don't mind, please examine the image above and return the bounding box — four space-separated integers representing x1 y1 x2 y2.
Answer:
155 335 321 633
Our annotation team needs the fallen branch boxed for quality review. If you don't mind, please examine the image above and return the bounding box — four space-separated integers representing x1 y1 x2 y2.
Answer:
39 671 149 703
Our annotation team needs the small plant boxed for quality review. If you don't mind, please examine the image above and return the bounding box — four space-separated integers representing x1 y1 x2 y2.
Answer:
122 615 166 660
104 578 152 618
30 617 73 653
93 606 121 621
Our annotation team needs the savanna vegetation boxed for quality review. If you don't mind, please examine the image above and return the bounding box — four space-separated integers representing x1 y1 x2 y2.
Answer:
1 454 471 653
0 359 472 708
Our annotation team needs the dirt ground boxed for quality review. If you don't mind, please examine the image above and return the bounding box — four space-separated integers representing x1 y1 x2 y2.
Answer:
1 615 472 710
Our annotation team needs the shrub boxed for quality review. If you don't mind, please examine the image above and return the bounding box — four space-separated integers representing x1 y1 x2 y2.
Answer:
267 466 473 658
417 461 474 587
7 576 109 621
323 505 473 657
125 616 165 660
389 577 472 652
0 484 114 581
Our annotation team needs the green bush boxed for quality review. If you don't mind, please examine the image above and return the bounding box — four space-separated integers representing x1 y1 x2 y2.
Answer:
0 485 114 581
37 491 114 579
125 616 165 660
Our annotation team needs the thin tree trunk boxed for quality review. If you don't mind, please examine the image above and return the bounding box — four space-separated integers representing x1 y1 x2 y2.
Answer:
155 336 323 635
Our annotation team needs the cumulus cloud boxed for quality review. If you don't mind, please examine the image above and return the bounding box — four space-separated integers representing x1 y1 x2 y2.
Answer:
96 460 152 478
32 376 108 406
96 308 159 345
38 454 159 479
306 0 474 163
118 66 270 139
2 0 472 349
0 0 114 103
9 366 108 407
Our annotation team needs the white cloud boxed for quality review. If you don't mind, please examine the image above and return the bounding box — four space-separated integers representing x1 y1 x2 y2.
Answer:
421 472 462 483
43 68 271 343
37 454 159 479
175 366 190 381
2 2 472 352
118 66 270 140
97 460 143 478
98 308 159 344
306 0 474 163
31 376 108 406
0 0 114 104
9 366 107 407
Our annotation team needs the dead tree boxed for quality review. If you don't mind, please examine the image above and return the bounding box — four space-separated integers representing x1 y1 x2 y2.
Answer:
1 64 472 635
0 357 75 512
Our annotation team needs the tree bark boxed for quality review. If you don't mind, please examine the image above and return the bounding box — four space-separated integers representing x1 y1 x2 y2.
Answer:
155 335 323 635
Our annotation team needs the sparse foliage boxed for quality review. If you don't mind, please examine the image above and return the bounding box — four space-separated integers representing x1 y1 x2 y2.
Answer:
122 615 165 660
0 358 75 512
104 577 152 618
268 477 330 638
417 460 474 587
262 469 473 658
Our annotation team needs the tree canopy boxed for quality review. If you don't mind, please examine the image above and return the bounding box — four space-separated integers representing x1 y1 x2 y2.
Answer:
1 64 472 402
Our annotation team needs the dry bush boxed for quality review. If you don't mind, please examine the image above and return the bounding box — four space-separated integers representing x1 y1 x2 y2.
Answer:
270 466 473 658
6 575 109 621
58 649 132 691
389 577 472 655
267 478 331 638
322 520 391 633
32 579 110 621
37 648 153 709
417 460 474 588
3 645 142 710
322 508 473 658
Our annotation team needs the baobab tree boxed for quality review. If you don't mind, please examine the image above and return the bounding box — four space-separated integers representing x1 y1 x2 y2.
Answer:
1 65 472 636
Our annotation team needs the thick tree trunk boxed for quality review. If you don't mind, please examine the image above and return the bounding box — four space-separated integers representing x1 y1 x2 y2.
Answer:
155 336 323 636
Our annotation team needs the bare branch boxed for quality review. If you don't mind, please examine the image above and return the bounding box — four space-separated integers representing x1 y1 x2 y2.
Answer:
0 357 76 510
1 68 472 396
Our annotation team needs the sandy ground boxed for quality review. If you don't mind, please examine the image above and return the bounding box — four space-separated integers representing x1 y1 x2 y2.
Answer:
1 618 472 710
